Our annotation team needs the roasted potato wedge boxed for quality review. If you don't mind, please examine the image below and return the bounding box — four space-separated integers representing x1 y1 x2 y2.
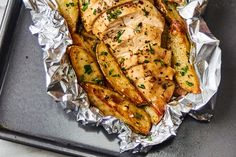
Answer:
68 45 104 84
83 83 151 135
144 105 162 124
96 42 146 105
155 1 201 93
72 33 98 58
56 0 79 32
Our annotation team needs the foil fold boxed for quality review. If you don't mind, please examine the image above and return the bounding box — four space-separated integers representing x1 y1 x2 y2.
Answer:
23 0 221 153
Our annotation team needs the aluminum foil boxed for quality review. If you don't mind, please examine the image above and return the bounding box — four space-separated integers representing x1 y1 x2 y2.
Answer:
23 0 221 153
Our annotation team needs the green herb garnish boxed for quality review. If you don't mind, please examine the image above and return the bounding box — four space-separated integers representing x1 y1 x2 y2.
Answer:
186 81 194 87
142 8 149 17
66 2 75 7
116 30 125 43
82 2 89 11
107 9 122 21
119 57 125 64
109 69 114 75
134 112 142 120
84 65 92 74
148 44 154 54
180 65 189 76
138 84 145 89
111 74 120 77
100 51 108 56
93 9 97 15
154 59 164 66
134 22 142 33
92 77 103 84
144 59 149 63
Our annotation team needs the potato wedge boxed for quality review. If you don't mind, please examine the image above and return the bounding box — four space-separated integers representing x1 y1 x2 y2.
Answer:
169 29 200 94
144 106 162 124
68 45 104 84
155 1 201 93
83 83 151 135
96 42 146 105
72 33 98 58
56 0 79 32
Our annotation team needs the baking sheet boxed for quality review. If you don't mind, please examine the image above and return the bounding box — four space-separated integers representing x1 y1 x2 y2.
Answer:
0 0 236 156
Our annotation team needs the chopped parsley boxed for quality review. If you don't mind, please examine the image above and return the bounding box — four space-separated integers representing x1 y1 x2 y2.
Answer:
103 62 108 68
154 59 164 66
66 2 75 7
92 78 103 84
107 9 122 21
186 81 194 87
144 59 149 63
138 84 145 89
119 57 125 64
134 112 142 120
93 9 97 15
84 65 92 74
134 22 142 33
142 8 150 17
109 69 114 75
100 51 108 56
108 68 120 77
148 44 154 54
111 74 120 77
180 65 189 76
82 1 89 12
116 30 125 43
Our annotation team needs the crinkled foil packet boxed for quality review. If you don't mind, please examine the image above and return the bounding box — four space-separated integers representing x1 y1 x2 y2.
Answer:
23 0 221 153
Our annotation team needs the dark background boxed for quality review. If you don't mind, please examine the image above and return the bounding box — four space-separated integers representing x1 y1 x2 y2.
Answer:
0 0 235 156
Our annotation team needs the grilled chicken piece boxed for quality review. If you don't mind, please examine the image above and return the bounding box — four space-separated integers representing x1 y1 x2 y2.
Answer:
92 0 165 40
112 43 172 71
126 65 175 118
79 0 133 32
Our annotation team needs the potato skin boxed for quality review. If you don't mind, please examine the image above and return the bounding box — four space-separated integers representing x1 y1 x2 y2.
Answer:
68 45 104 85
83 83 151 135
96 42 146 105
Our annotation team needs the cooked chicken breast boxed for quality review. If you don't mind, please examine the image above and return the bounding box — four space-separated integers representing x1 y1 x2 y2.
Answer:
80 0 133 32
92 0 165 39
